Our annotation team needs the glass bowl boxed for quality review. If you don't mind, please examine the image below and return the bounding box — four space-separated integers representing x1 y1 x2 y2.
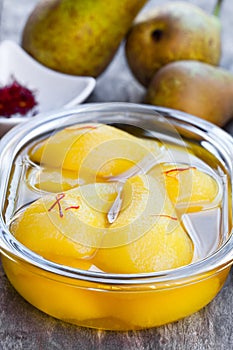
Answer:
0 102 233 331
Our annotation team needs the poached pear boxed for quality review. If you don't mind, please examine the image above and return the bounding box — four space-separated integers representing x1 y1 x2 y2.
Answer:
12 175 193 273
145 60 233 126
29 123 161 180
21 0 147 77
125 1 222 86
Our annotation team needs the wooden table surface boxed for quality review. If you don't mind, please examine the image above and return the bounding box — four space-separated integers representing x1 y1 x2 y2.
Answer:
1 1 233 349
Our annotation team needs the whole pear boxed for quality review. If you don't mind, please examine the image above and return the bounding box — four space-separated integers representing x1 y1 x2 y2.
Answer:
125 1 222 86
21 0 147 77
145 60 233 126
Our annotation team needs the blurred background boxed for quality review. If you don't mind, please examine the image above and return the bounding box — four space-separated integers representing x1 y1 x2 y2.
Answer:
1 0 233 107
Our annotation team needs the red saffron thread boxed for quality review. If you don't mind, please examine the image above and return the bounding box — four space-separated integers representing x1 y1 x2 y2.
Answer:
65 205 80 211
164 166 196 178
65 125 98 131
151 214 178 221
48 193 65 218
0 79 38 118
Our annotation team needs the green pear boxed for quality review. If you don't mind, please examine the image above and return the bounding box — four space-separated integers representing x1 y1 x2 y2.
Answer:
125 1 222 86
145 60 233 126
21 0 147 77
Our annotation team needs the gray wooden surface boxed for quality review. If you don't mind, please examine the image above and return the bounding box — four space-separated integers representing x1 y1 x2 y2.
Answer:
1 0 233 349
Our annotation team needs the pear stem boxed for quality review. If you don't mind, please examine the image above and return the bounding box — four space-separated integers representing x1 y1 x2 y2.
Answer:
213 0 224 17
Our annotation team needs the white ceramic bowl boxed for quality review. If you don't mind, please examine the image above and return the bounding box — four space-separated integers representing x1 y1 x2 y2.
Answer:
0 40 96 136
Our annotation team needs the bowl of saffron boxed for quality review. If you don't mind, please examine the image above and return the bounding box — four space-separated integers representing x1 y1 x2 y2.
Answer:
0 40 96 136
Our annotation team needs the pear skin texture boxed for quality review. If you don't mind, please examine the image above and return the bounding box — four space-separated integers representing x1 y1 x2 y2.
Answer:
21 0 147 77
145 60 233 126
125 1 221 86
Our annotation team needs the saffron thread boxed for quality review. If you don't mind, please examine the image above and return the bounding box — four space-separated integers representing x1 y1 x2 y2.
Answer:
164 166 196 178
151 214 178 221
48 193 65 218
65 125 98 131
65 205 80 211
0 79 38 117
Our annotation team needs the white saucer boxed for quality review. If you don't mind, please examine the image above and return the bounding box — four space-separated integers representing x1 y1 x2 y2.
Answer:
0 40 96 136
